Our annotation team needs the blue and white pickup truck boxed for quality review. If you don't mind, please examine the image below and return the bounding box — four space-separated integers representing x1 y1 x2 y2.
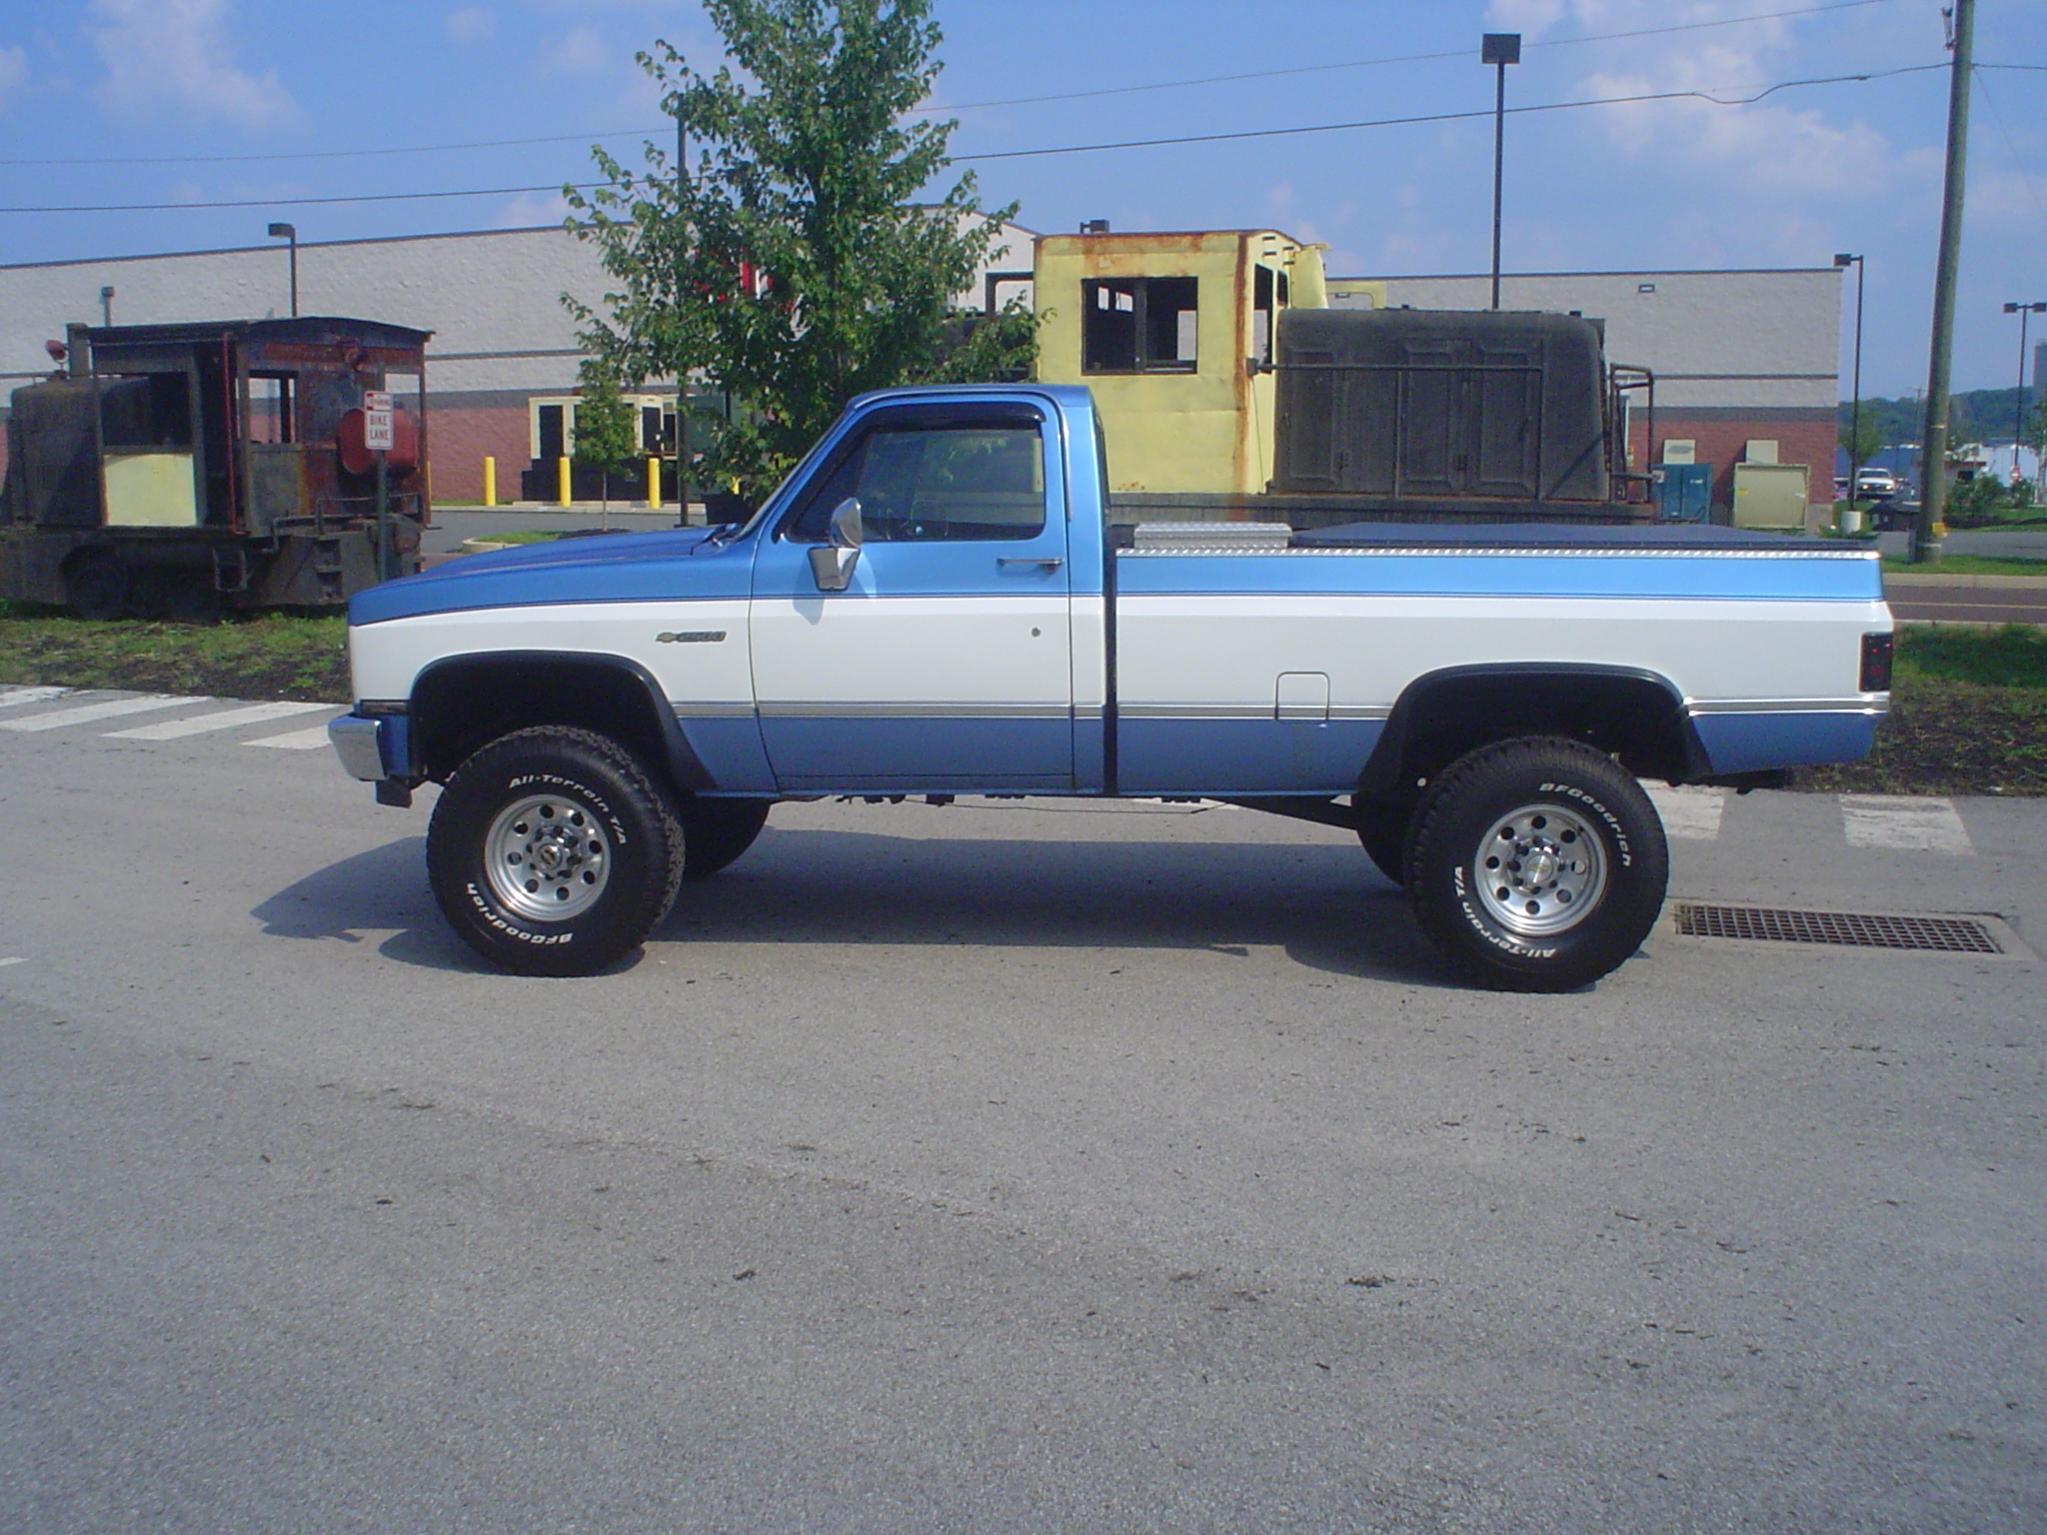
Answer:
330 385 1892 990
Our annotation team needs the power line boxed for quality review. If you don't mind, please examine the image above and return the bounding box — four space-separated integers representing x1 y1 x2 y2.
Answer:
0 0 1898 169
913 0 1899 114
0 64 1951 214
950 63 1951 163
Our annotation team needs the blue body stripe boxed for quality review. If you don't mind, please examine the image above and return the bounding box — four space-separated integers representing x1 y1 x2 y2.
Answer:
1115 551 1883 603
1691 711 1881 775
758 715 1075 790
1116 717 1385 796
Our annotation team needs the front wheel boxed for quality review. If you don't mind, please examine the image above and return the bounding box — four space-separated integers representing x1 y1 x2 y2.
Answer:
426 727 684 976
1405 737 1668 992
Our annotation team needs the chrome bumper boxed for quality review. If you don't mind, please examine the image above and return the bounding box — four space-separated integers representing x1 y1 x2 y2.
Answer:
328 713 387 781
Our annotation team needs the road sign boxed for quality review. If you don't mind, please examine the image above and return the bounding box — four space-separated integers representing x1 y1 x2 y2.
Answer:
363 407 394 453
361 390 391 412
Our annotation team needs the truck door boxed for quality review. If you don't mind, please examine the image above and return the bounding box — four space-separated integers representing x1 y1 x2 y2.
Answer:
748 400 1074 792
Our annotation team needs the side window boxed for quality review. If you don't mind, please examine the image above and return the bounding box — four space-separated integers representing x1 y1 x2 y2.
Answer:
1082 276 1198 374
788 419 1046 543
100 373 193 449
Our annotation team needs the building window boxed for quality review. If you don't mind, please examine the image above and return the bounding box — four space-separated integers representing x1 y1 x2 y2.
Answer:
1082 276 1198 374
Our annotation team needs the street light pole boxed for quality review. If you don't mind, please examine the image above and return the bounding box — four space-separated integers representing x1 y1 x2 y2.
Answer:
1482 33 1520 312
2004 301 2045 482
1835 253 1865 494
266 222 298 317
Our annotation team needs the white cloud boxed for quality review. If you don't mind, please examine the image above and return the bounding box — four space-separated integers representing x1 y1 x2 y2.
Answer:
445 5 496 43
86 0 296 128
0 45 27 109
493 189 572 228
548 24 610 76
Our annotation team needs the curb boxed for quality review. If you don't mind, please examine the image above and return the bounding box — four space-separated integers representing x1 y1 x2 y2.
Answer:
1883 572 2046 589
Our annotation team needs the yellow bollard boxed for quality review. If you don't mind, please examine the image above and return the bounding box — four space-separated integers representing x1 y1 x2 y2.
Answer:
481 455 496 509
557 455 571 508
646 456 660 510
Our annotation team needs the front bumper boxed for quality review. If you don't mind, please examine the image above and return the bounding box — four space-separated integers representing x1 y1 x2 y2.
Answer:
329 712 387 781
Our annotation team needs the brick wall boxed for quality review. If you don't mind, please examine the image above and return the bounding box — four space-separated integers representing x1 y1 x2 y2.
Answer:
1630 413 1837 509
428 401 529 504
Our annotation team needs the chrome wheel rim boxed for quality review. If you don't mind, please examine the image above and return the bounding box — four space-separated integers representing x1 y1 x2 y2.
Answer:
485 793 611 921
1473 802 1606 937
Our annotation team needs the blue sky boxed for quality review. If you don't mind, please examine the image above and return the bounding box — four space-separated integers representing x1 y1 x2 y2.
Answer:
0 0 2041 396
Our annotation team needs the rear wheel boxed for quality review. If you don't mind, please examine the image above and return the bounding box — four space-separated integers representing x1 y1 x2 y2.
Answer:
1405 736 1668 992
426 726 684 976
681 799 771 880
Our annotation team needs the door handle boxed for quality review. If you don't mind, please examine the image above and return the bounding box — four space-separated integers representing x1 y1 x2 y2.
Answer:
997 556 1064 570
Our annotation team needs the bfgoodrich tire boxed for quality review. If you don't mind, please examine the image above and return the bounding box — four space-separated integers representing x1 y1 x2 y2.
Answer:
427 727 684 976
1406 737 1668 992
680 799 771 880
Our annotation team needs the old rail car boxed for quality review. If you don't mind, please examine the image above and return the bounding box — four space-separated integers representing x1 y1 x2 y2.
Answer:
0 316 431 619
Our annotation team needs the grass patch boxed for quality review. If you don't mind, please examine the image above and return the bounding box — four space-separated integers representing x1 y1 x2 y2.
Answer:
484 530 571 545
0 606 348 702
1800 626 2047 796
1882 554 2047 578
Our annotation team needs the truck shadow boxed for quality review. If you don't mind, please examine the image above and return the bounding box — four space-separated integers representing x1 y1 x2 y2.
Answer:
252 825 1455 987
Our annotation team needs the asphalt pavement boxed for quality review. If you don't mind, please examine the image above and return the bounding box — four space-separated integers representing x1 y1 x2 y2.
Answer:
2 691 2043 1532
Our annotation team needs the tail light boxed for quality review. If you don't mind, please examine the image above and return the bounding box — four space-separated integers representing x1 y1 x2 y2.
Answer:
1860 632 1894 693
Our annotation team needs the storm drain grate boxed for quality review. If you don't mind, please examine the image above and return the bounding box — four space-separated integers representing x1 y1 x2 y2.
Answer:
1673 903 2003 954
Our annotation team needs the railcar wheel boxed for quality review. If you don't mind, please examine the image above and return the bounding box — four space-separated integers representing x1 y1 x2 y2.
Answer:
1405 737 1667 992
427 726 684 976
64 555 128 621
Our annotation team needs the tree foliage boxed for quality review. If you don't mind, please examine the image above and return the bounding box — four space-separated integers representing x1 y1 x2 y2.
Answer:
563 0 1037 498
569 371 642 479
1837 411 1883 469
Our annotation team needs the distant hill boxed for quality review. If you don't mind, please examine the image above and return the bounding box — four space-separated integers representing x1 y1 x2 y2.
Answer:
1840 387 2032 447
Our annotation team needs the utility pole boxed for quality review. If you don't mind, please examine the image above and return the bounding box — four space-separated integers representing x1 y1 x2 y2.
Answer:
1835 253 1865 493
676 110 690 526
1915 0 1973 563
1482 33 1520 312
2004 301 2045 482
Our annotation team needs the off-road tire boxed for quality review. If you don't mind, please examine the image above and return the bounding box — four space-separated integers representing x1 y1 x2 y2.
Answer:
681 799 771 880
1353 797 1411 886
1405 736 1668 992
427 726 685 976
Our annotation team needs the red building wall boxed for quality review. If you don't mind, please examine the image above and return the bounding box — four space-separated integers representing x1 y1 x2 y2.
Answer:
426 399 530 505
1630 413 1836 513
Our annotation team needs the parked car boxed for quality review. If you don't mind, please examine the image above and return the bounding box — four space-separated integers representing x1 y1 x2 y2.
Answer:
1854 467 1899 498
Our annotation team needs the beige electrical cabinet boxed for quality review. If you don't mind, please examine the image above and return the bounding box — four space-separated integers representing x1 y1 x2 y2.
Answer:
1731 462 1811 530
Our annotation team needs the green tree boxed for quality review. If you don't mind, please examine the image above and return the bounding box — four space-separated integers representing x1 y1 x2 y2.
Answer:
1838 411 1883 482
563 0 1038 501
570 369 642 524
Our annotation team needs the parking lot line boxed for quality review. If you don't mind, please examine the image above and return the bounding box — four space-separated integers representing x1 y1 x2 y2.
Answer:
0 686 71 711
0 694 204 733
246 722 342 750
1840 794 1974 854
106 700 333 741
1644 785 1727 841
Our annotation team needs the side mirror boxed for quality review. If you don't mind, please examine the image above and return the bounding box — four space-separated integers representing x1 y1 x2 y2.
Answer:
808 497 863 591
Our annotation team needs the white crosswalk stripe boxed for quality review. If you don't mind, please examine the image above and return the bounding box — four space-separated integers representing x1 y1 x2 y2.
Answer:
1644 784 1727 841
0 685 72 710
1840 794 1974 855
0 693 201 733
246 722 341 750
106 699 333 741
